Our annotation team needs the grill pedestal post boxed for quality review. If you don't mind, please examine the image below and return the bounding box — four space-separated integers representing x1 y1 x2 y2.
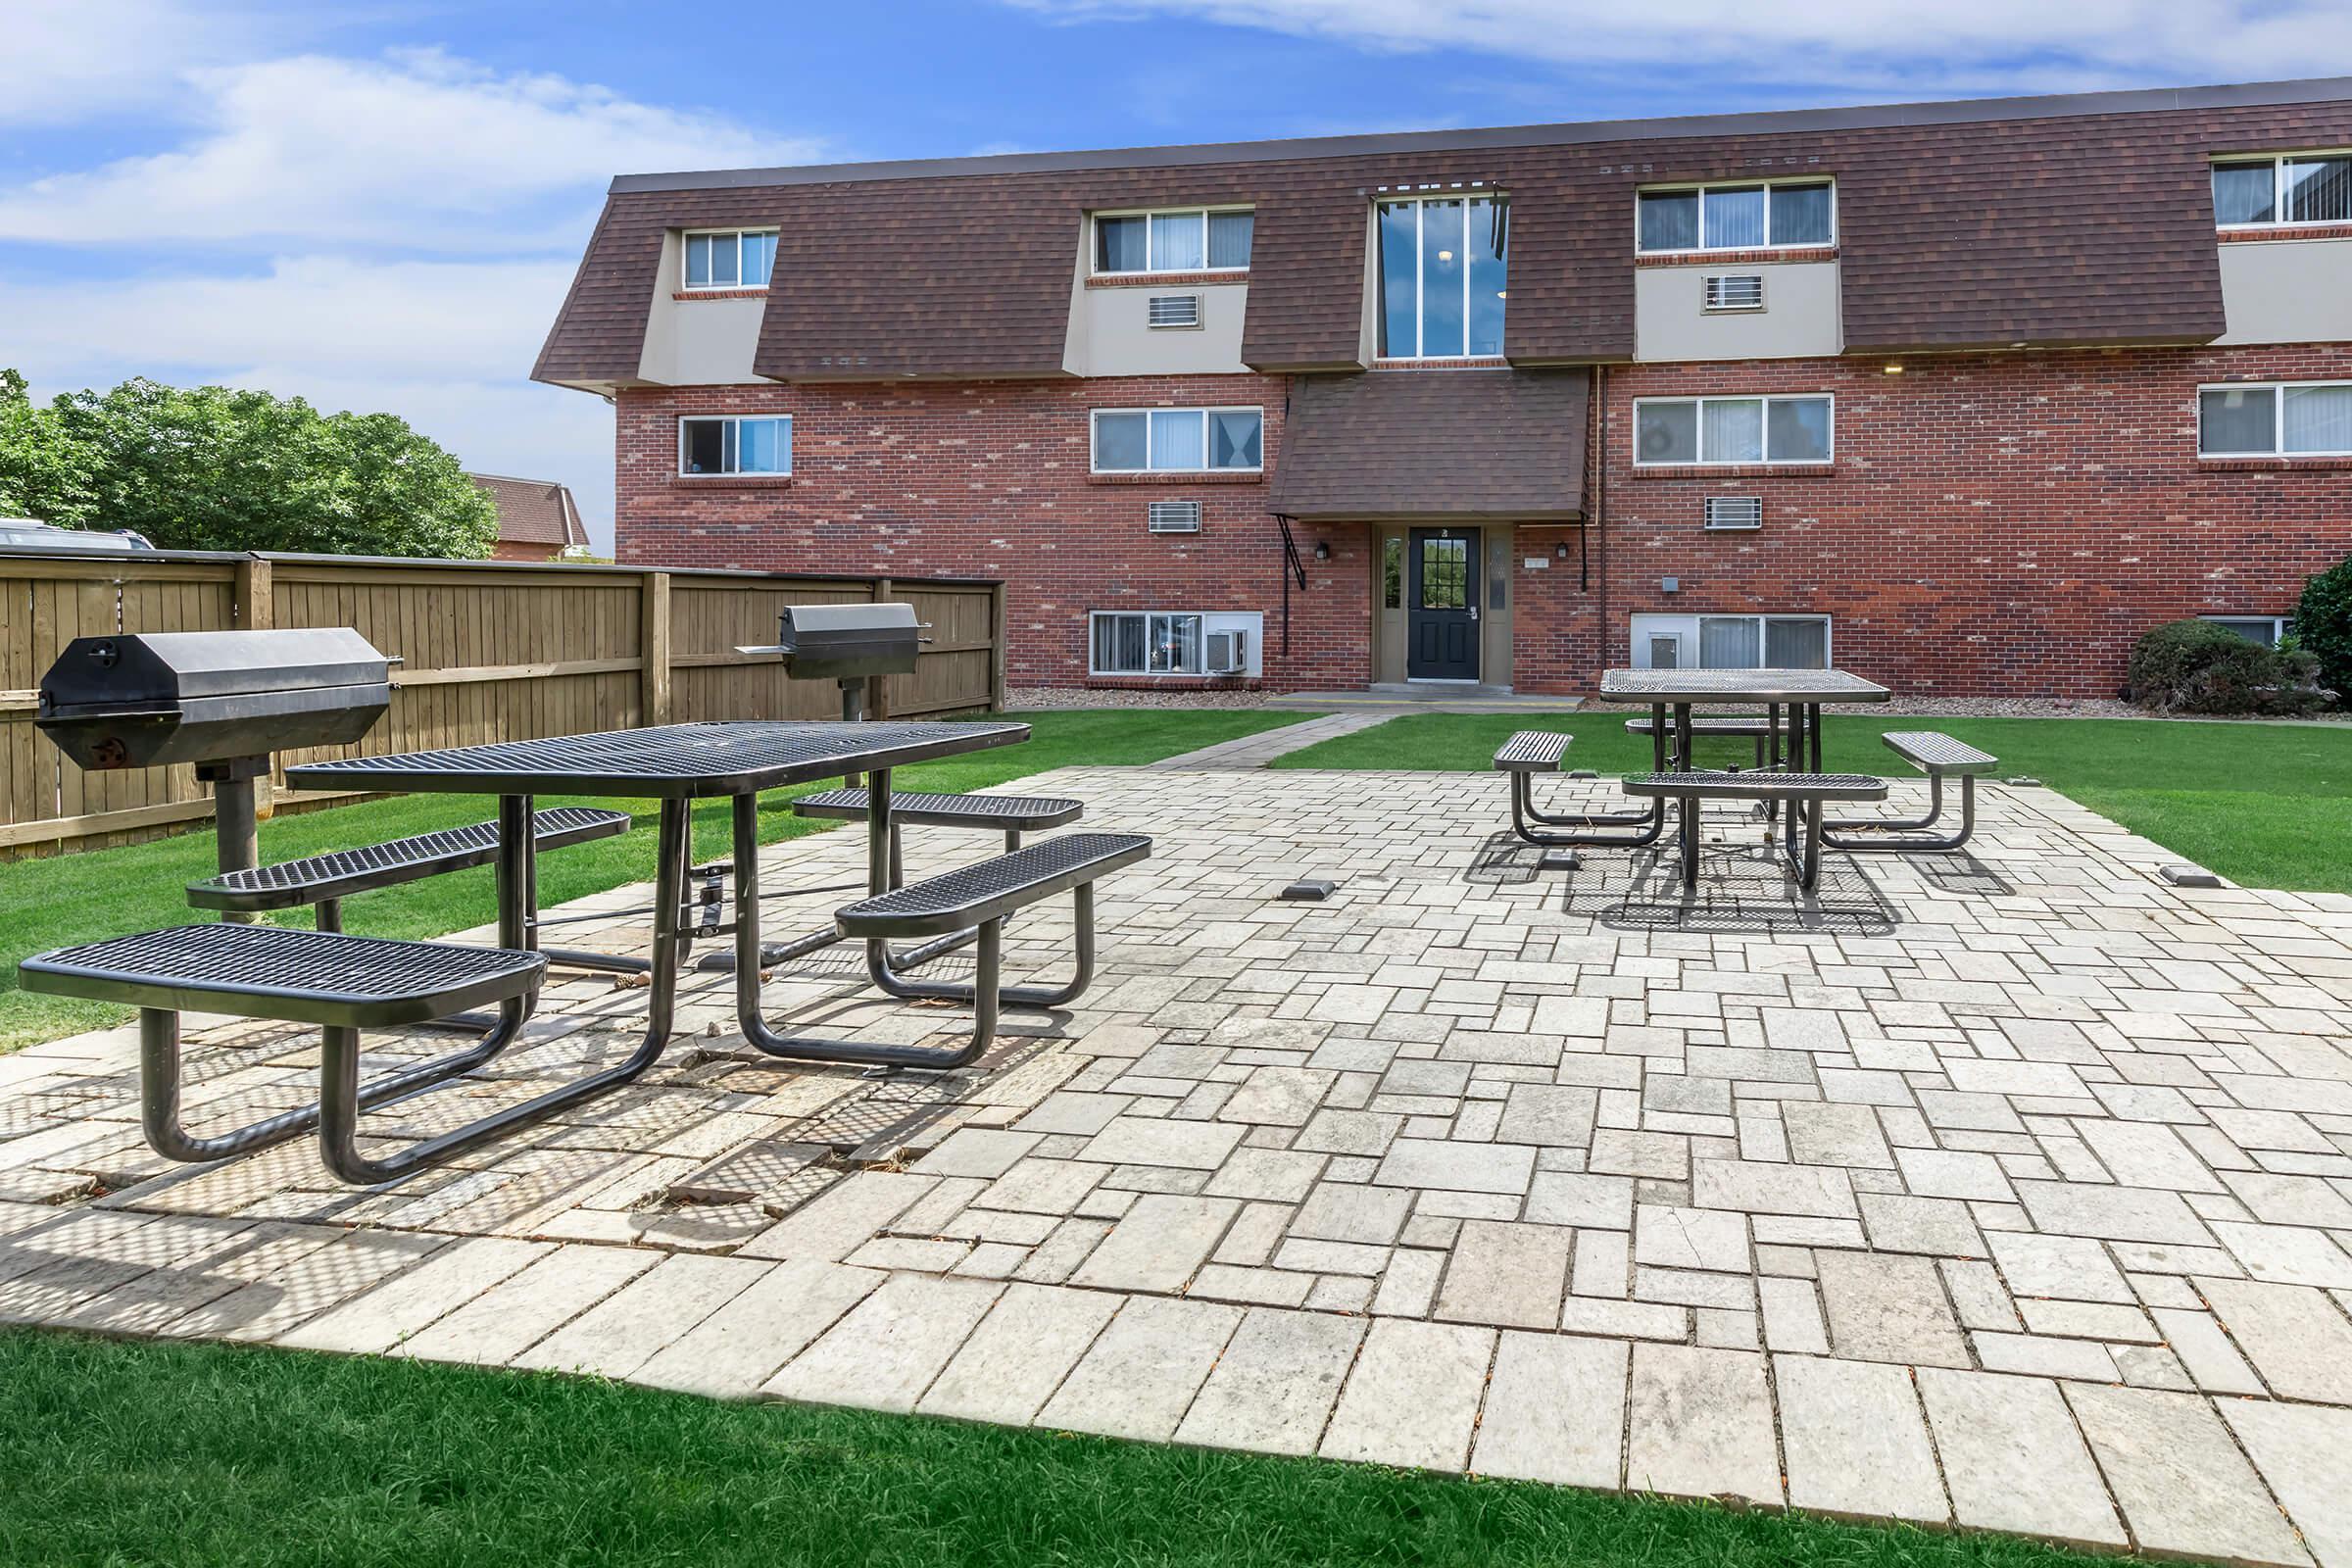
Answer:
197 755 269 924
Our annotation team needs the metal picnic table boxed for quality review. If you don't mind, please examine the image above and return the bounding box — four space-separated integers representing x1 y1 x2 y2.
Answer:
285 718 1029 1180
1596 668 1892 883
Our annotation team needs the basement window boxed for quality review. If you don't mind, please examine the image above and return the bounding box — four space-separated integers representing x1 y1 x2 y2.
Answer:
679 416 791 475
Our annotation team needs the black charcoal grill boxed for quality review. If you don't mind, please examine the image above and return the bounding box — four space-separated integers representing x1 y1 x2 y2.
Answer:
37 627 393 887
738 602 924 720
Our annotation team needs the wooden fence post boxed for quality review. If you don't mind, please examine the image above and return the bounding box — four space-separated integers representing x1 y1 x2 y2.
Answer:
640 570 671 727
869 574 893 721
990 581 1008 712
234 556 276 821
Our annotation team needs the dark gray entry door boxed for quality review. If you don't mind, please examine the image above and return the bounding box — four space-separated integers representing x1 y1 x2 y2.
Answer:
1407 529 1480 680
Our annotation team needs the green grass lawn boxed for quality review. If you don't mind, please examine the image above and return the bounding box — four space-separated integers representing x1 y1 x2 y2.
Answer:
1274 712 2352 896
0 1327 2109 1568
0 708 1301 1054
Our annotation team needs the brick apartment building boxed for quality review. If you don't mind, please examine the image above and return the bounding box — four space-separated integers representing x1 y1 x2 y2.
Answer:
536 77 2352 697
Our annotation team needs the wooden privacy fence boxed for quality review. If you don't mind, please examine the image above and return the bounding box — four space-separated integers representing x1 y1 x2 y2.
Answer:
0 550 1006 857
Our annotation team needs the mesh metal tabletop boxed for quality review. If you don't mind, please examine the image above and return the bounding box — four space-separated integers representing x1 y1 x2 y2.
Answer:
1598 669 1891 704
285 720 1030 799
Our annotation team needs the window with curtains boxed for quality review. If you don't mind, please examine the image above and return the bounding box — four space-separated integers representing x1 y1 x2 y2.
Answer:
1377 194 1508 359
2198 381 2352 457
2212 154 2352 227
1636 180 1835 253
681 230 776 290
1094 209 1253 273
1090 407 1263 472
1634 395 1834 465
1631 613 1831 670
678 416 791 475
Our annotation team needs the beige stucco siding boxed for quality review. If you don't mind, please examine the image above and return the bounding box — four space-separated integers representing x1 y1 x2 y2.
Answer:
2215 238 2352 345
1634 261 1842 362
637 231 768 384
1063 282 1250 376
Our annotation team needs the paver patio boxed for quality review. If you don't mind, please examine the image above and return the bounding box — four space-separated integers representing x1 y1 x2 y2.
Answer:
4 764 2352 1564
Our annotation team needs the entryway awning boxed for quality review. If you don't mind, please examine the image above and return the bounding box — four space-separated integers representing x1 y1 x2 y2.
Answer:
1265 368 1589 522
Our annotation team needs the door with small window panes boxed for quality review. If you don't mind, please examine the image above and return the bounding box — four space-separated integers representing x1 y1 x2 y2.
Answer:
1407 528 1480 680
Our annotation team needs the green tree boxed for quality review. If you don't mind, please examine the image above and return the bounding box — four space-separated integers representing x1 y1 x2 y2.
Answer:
2 372 496 558
2296 555 2352 705
0 369 100 525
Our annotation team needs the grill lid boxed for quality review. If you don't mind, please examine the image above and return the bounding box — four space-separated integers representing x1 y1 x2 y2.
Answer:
739 602 922 682
37 627 392 770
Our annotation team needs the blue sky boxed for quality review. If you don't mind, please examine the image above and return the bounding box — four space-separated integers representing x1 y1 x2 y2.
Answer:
5 1 2345 551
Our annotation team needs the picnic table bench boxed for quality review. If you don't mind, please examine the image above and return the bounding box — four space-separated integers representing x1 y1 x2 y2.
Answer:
1623 770 1887 890
1825 730 1997 853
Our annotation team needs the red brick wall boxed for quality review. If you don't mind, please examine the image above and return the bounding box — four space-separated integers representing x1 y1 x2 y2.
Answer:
615 346 2352 698
1596 344 2352 697
616 374 1371 690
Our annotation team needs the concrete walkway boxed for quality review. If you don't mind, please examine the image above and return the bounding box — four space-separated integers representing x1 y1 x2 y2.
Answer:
4 766 2352 1564
1148 710 1392 768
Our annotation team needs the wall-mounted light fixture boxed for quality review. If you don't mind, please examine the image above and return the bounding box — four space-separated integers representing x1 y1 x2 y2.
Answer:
1883 363 1905 374
1555 541 1570 559
1312 541 1331 562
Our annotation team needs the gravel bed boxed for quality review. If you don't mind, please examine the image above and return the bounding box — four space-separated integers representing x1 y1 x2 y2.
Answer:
1005 685 1270 710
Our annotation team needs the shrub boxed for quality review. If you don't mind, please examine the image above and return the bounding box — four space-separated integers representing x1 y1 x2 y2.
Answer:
2297 555 2352 702
2127 618 2332 716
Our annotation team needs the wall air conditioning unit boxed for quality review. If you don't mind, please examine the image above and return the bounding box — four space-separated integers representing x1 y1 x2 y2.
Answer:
1148 293 1202 328
1204 629 1249 675
1147 500 1202 534
1702 274 1765 312
1704 496 1764 530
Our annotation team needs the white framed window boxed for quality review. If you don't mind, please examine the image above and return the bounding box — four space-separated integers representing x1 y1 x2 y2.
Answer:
1632 613 1832 670
2198 381 2352 457
1094 208 1252 274
682 229 777 290
1089 610 1261 676
678 416 791 476
1376 194 1508 359
1091 407 1263 473
2203 614 2290 648
1634 395 1834 466
2212 153 2352 228
1636 179 1835 254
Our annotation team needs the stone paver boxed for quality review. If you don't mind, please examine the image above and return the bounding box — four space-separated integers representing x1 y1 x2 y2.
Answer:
1175 1307 1362 1456
1776 1355 1946 1523
1624 1345 1781 1506
11 763 2352 1560
1917 1369 2126 1549
1471 1332 1627 1489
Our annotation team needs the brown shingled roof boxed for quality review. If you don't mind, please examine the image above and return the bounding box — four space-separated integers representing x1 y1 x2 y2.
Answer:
470 473 588 550
1266 369 1590 521
533 79 2352 385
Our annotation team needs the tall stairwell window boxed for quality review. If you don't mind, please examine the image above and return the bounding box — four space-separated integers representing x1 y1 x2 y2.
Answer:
1377 194 1507 359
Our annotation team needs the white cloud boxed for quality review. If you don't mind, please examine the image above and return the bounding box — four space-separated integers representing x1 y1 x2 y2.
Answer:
0 48 825 247
0 0 270 123
1004 0 2352 96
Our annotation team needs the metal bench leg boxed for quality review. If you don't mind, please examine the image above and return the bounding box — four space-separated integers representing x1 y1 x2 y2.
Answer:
882 828 1023 973
731 785 1006 1071
1823 773 1977 853
316 797 688 1188
1680 799 1701 889
138 999 527 1166
1509 771 1665 849
868 881 1098 1009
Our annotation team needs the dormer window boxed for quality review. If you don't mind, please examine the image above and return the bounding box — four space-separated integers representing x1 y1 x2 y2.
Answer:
2213 154 2352 227
682 229 776 290
1376 194 1508 359
1637 180 1834 253
1094 209 1252 274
